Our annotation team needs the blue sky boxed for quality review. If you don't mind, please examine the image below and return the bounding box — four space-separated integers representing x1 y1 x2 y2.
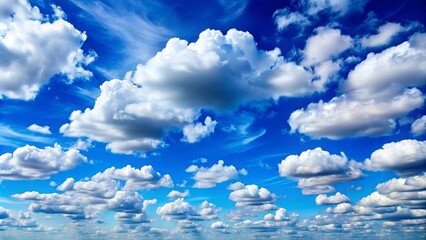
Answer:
0 0 425 239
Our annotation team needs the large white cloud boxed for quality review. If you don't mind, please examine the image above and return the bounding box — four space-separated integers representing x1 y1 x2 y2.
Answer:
278 148 362 195
302 27 352 66
289 33 426 139
186 160 246 188
0 0 95 100
60 29 327 154
0 144 87 180
364 139 426 176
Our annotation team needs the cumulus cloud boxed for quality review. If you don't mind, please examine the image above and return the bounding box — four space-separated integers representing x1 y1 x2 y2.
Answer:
27 124 51 135
0 0 95 100
278 148 362 195
182 116 217 143
316 192 350 205
364 139 426 176
186 160 246 188
167 190 190 198
302 27 352 66
327 203 353 214
289 33 426 139
0 144 87 180
60 29 327 154
274 8 309 31
229 184 277 209
360 22 404 48
156 198 220 221
411 115 426 136
211 221 229 229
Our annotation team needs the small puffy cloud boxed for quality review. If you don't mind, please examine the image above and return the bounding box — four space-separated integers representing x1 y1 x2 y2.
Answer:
187 160 244 188
364 139 426 176
411 115 426 136
182 116 217 143
227 181 245 190
278 148 362 195
316 192 350 205
60 29 326 154
274 8 309 31
289 34 426 139
229 184 277 209
328 203 354 214
27 124 51 135
211 221 229 229
263 208 299 222
0 0 95 100
167 190 190 198
156 198 220 221
0 143 87 180
302 27 352 66
360 22 404 48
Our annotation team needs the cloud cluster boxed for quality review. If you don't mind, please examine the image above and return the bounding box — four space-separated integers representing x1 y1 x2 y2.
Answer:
186 160 247 188
0 144 87 180
278 147 362 195
364 139 426 176
289 33 426 139
0 0 95 100
13 164 170 222
60 28 329 154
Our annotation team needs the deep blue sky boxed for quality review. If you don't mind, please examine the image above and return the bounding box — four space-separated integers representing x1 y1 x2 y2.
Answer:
0 0 425 239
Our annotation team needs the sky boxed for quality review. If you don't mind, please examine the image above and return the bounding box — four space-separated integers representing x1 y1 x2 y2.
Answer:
0 0 425 239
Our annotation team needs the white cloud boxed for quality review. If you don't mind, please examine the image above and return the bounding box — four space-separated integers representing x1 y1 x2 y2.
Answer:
411 115 426 136
92 165 173 191
301 0 367 16
227 181 245 190
274 8 309 31
289 33 426 139
27 124 51 135
60 29 326 154
167 190 190 198
316 192 350 205
302 27 352 66
360 22 404 48
229 184 277 209
182 116 217 143
278 147 362 195
211 221 229 229
364 139 426 176
187 160 244 188
0 143 87 180
0 0 95 100
71 138 93 151
156 198 220 221
376 174 426 195
330 203 353 214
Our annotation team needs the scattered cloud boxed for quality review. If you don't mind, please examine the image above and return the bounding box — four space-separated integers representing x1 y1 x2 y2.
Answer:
229 184 277 209
274 8 309 31
156 198 220 221
167 190 190 198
